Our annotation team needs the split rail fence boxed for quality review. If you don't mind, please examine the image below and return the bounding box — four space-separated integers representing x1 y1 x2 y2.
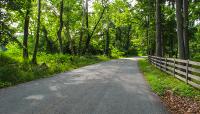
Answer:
148 55 200 89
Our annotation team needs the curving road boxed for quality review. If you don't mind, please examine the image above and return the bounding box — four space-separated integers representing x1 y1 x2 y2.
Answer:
0 57 169 114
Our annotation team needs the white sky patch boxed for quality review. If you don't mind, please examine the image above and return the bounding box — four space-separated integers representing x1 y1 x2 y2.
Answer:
194 19 200 26
128 0 137 6
10 22 19 28
0 8 6 13
46 0 59 16
88 0 94 12
14 32 23 37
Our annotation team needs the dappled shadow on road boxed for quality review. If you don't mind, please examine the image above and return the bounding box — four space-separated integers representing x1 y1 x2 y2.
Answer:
0 57 168 114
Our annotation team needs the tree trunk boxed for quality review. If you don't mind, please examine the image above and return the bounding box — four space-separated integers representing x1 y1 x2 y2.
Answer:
42 26 53 53
115 27 121 48
125 25 132 51
79 28 83 54
57 0 64 53
156 0 162 57
105 22 110 56
78 0 85 55
175 0 185 59
65 23 74 54
84 1 106 54
23 2 31 60
183 0 189 59
84 0 90 53
146 15 150 55
32 0 41 64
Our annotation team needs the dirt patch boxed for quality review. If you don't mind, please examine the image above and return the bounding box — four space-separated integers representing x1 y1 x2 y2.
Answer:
161 90 200 114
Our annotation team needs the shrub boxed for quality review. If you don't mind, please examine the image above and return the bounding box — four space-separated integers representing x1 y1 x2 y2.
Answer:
111 48 125 58
0 51 110 88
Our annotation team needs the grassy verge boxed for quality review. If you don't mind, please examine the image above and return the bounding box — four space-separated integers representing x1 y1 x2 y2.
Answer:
0 52 111 88
138 59 200 100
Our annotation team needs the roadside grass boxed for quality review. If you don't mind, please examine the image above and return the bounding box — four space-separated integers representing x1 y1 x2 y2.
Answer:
138 59 200 100
0 52 111 88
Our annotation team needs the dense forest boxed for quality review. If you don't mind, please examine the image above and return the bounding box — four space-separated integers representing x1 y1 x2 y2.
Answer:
0 0 200 87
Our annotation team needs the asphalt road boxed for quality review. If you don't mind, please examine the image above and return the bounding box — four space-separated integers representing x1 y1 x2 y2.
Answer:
0 57 169 114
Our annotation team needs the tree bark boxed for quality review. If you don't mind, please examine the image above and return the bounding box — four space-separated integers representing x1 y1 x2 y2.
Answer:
115 27 121 41
78 0 85 55
105 25 110 56
84 0 90 53
183 0 189 59
42 26 53 53
156 0 162 57
32 0 41 64
175 0 185 59
146 15 150 55
57 0 64 53
65 23 74 54
105 7 110 56
23 2 31 60
125 25 132 51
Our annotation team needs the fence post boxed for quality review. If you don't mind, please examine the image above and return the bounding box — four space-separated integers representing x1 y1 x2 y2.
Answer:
173 58 175 77
165 58 167 71
159 57 161 70
159 57 161 69
149 55 151 64
148 55 150 63
186 60 189 84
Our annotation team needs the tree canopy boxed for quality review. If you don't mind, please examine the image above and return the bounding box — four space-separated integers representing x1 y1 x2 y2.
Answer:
0 0 200 61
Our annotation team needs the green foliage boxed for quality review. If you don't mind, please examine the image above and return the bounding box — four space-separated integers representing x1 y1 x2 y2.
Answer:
190 24 200 61
131 38 146 56
0 50 110 88
138 59 200 100
0 81 12 88
111 48 125 58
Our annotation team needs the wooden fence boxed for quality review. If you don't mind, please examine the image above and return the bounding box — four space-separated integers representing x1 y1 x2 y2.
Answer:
148 55 200 89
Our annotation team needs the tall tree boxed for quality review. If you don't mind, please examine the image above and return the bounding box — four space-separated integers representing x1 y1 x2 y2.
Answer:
84 0 90 53
83 0 106 54
156 0 162 57
57 0 64 53
32 0 41 64
175 0 185 59
105 1 110 56
78 0 85 54
146 15 150 55
23 0 31 60
125 25 132 51
42 26 53 53
183 0 189 59
105 25 110 56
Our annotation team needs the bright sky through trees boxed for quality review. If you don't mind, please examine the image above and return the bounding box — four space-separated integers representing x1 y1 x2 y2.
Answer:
88 0 137 12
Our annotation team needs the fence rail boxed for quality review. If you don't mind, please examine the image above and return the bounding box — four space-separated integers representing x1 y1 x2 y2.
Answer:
148 55 200 89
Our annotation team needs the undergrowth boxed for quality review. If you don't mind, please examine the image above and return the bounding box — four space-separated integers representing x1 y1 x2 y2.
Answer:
138 59 200 100
0 51 110 88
